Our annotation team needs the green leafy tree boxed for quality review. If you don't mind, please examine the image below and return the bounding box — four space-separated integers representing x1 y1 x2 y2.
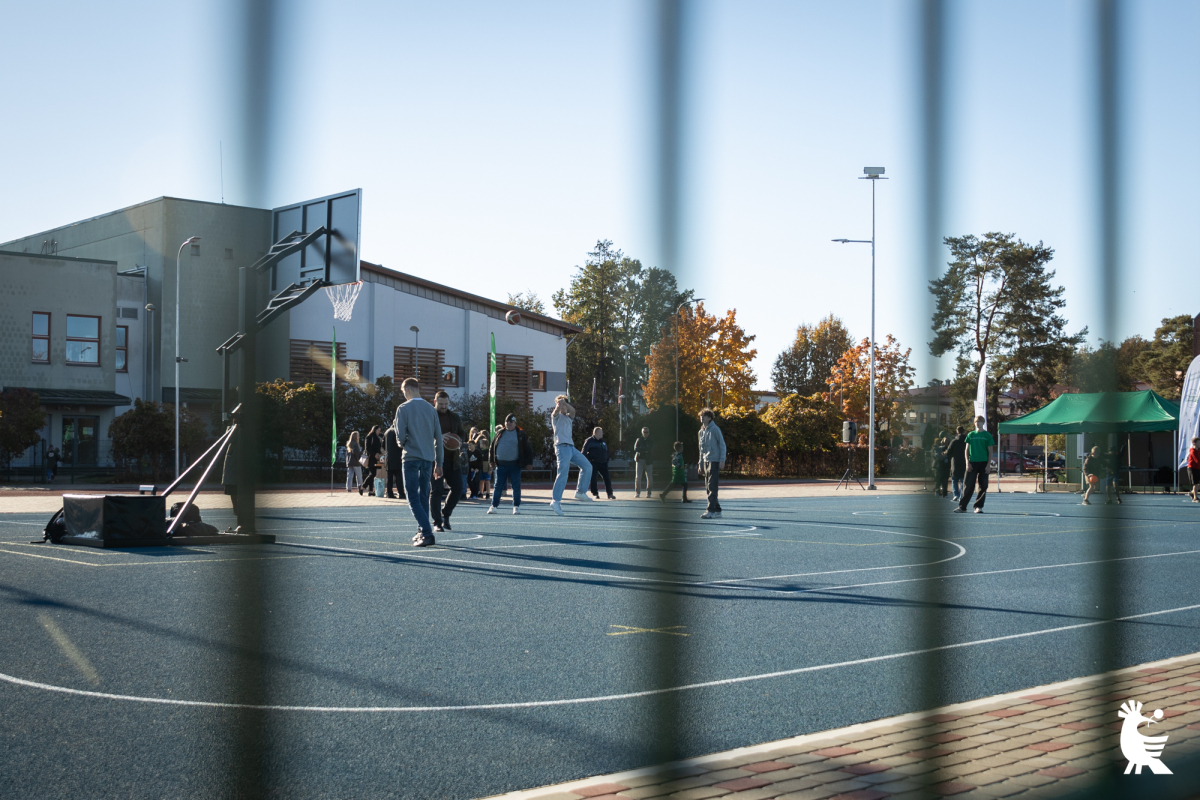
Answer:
715 405 778 459
771 315 854 397
0 389 46 465
507 291 547 316
109 399 208 481
1135 315 1195 399
929 233 1086 419
762 393 842 452
1058 336 1149 393
552 240 692 413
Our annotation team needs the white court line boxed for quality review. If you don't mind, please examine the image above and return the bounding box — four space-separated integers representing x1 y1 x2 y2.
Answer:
2 603 1198 712
788 547 1200 596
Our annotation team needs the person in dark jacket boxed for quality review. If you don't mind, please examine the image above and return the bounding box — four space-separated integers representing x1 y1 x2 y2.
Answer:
633 427 653 498
384 426 405 499
363 425 384 497
582 426 615 499
945 426 967 501
431 391 466 531
487 413 535 514
932 437 951 497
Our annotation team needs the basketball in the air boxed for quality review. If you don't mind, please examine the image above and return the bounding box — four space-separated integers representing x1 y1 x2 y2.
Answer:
443 432 463 451
505 310 522 325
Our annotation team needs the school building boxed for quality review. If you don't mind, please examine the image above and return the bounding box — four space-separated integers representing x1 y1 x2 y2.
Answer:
0 194 578 471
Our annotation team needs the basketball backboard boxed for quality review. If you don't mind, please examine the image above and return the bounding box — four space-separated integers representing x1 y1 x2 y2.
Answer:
271 189 361 290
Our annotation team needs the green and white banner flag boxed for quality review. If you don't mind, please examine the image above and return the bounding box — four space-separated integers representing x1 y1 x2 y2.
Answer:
331 327 338 466
489 332 497 435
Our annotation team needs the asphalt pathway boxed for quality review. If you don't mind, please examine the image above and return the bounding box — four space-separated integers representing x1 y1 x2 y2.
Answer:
1 491 1198 798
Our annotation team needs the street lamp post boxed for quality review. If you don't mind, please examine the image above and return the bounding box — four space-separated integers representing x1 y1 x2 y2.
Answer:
410 325 420 382
619 344 629 443
175 236 201 479
833 166 886 490
675 298 705 441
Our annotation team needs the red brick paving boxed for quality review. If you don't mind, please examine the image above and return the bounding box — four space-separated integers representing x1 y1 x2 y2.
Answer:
496 654 1200 800
572 784 628 797
840 762 890 775
811 747 861 758
714 776 773 791
741 760 792 773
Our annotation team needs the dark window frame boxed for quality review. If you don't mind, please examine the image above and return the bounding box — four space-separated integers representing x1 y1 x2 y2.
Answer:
116 325 129 372
441 365 460 388
32 311 50 363
531 370 547 392
65 314 101 367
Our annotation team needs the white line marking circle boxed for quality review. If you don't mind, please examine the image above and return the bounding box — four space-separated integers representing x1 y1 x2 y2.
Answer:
3 603 1198 712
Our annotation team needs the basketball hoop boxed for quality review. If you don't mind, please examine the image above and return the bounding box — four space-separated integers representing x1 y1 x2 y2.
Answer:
325 281 363 321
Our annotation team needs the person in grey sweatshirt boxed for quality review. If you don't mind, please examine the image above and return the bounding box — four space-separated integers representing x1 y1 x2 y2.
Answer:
697 408 726 519
393 377 444 546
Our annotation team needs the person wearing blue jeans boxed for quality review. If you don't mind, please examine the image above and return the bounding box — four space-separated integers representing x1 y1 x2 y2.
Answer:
393 377 444 546
946 426 967 502
549 395 593 516
487 413 535 515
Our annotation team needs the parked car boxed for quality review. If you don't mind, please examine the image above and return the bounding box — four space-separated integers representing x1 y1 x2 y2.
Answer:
989 451 1044 473
1046 451 1066 469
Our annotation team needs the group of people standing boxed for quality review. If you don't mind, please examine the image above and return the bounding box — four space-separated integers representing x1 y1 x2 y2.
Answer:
547 397 725 518
340 381 731 547
930 416 995 513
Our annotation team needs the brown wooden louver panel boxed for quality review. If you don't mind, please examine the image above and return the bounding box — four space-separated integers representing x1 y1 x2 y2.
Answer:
488 353 533 409
290 339 347 390
394 347 446 401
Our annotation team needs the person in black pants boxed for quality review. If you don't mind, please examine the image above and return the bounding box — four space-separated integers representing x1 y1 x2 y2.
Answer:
582 426 615 499
954 416 995 514
946 426 967 501
431 390 466 531
363 425 384 496
384 425 405 499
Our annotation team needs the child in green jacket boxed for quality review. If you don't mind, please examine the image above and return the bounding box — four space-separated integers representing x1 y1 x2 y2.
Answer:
659 442 691 503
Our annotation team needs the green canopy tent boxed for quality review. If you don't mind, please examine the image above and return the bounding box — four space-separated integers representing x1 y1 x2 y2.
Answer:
998 390 1181 491
997 390 1179 435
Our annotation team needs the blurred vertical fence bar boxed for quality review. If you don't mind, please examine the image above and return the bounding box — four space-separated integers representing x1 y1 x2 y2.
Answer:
226 0 277 796
645 0 688 769
915 3 954 795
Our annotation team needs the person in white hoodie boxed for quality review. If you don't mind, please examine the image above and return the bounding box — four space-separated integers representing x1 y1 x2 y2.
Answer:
549 395 593 516
697 408 726 519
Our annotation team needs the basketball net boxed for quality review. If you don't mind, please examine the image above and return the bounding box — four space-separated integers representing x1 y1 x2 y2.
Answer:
325 281 363 322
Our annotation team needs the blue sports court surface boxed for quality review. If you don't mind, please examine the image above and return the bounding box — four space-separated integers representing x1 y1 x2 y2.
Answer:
1 491 1198 798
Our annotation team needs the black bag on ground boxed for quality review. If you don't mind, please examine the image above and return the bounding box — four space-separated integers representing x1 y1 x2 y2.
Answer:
169 502 202 523
178 520 220 537
43 509 67 543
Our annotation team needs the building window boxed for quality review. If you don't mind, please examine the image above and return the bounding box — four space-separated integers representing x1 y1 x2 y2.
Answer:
116 326 128 372
66 315 100 365
394 347 446 401
441 366 460 388
531 370 547 392
489 353 534 408
32 312 50 363
941 413 948 425
907 410 918 424
290 339 347 390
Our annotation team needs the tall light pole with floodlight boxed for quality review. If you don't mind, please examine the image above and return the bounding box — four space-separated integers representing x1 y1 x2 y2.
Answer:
833 166 886 489
410 325 420 381
175 236 200 479
675 298 704 441
619 343 629 443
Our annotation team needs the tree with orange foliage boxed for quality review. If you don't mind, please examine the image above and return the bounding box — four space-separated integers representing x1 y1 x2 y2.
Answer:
643 302 757 415
825 335 915 441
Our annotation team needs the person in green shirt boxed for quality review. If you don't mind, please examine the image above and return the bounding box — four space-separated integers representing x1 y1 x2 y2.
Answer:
954 416 996 513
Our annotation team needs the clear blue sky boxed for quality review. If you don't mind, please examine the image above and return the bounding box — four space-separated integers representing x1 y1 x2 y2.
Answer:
3 0 1197 389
